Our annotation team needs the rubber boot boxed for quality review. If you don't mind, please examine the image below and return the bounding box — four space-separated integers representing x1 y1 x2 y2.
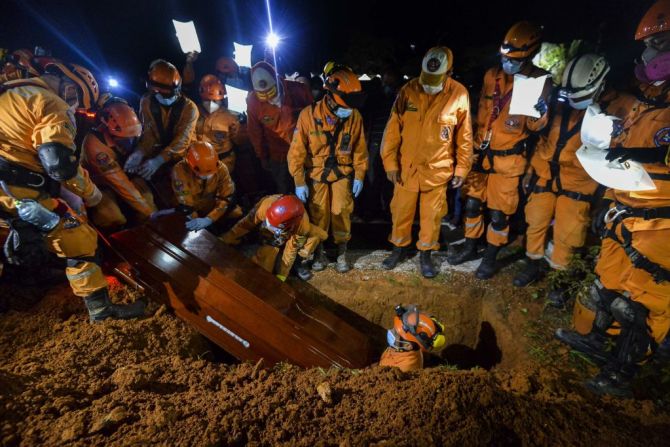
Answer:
294 257 313 281
555 307 615 364
419 250 437 278
335 243 351 273
547 288 569 308
446 238 478 265
475 244 500 280
311 244 328 272
512 258 542 287
84 288 146 323
585 365 635 398
382 246 407 270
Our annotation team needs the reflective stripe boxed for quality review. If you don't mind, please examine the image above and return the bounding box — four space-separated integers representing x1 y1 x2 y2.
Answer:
333 231 350 237
546 257 567 270
419 241 436 247
526 252 544 261
66 265 100 281
391 237 409 244
489 227 508 236
464 222 481 228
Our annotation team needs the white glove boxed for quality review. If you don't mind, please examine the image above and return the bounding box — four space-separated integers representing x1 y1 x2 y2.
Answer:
295 185 309 202
138 156 165 180
16 200 60 232
185 216 213 231
124 150 145 173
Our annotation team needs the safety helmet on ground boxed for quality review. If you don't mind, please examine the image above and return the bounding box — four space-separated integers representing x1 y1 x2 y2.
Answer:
419 46 453 87
560 53 610 100
500 21 543 59
146 59 182 96
43 61 100 109
199 74 226 101
186 141 218 178
388 305 446 353
324 68 366 109
3 49 41 78
636 0 670 41
251 61 278 102
216 57 239 76
99 101 142 138
266 195 305 235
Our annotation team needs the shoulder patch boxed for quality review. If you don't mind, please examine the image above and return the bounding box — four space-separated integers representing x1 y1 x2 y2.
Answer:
654 127 670 147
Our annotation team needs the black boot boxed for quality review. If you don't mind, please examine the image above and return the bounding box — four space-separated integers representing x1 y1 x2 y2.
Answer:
311 245 328 272
294 257 313 281
84 288 145 322
512 258 543 287
446 238 479 265
335 243 351 273
382 246 407 270
419 250 437 278
554 328 613 364
475 244 500 280
547 288 569 308
585 365 635 398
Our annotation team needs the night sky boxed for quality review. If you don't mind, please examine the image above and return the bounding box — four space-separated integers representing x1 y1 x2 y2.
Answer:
0 0 656 99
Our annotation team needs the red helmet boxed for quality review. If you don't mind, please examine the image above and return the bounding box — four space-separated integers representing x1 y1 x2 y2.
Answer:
324 68 366 109
199 74 226 101
266 195 305 234
186 141 218 177
99 101 142 138
389 305 446 353
636 0 670 41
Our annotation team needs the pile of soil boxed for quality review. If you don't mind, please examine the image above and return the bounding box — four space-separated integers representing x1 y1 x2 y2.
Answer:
1 269 670 446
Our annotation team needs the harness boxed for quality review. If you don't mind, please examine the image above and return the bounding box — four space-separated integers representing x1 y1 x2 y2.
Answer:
310 104 352 183
149 95 187 147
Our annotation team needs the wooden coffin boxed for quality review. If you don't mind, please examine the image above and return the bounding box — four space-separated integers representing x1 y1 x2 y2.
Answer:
110 214 385 369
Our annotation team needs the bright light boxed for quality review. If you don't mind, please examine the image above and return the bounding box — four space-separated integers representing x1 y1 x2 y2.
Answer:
265 32 280 49
108 77 119 88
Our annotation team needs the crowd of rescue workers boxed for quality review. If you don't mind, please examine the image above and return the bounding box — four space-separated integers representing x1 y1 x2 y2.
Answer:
2 2 670 399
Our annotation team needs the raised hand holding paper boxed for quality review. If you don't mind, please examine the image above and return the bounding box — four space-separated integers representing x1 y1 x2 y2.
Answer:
172 20 201 54
509 74 548 118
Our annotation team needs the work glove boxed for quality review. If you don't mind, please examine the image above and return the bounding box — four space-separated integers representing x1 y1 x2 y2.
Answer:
352 179 364 198
605 146 669 164
533 98 548 117
386 170 400 185
295 185 309 203
185 216 213 231
3 219 50 266
16 200 60 232
138 156 166 180
450 176 464 189
124 150 145 174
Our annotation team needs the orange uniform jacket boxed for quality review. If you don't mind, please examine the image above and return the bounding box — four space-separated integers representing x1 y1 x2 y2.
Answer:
196 105 240 157
82 130 155 218
378 348 423 372
381 77 473 190
136 93 199 162
246 79 313 162
474 66 550 177
288 99 368 186
171 159 235 222
223 194 327 276
0 78 99 211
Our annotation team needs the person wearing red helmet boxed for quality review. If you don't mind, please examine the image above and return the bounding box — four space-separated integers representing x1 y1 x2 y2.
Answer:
82 100 157 229
246 61 313 194
220 194 327 281
171 141 240 233
195 74 240 174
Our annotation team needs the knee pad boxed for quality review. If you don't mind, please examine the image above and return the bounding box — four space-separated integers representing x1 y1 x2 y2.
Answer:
464 198 482 218
66 248 102 268
489 209 508 231
610 296 649 328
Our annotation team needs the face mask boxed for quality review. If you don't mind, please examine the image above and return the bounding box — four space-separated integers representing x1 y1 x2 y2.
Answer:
156 93 178 106
422 84 443 95
568 97 594 110
198 173 215 181
202 100 221 113
113 137 136 152
642 47 660 65
636 50 670 83
501 57 523 75
334 107 353 119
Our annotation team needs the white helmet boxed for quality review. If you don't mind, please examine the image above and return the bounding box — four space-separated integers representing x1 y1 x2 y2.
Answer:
560 53 610 100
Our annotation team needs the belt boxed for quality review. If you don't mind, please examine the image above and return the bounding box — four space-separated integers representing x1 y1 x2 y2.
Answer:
604 203 670 223
0 156 59 195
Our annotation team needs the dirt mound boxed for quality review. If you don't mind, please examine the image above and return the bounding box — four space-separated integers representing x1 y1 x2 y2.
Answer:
2 271 670 446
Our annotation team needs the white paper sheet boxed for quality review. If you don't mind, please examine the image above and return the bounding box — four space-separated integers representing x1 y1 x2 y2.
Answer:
576 144 656 191
233 42 253 68
580 104 617 149
172 20 201 54
226 85 248 114
509 74 548 118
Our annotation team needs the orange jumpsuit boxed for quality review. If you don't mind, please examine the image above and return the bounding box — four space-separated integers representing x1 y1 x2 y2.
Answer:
595 86 670 344
0 78 106 297
220 194 327 277
82 130 156 229
378 348 423 372
288 100 368 244
195 105 240 174
464 66 550 246
171 159 239 223
381 77 473 251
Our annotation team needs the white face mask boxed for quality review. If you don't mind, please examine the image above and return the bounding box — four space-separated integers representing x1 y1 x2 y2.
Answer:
198 173 215 180
422 84 443 95
502 57 524 75
202 100 221 113
334 107 353 119
156 93 178 106
568 97 594 110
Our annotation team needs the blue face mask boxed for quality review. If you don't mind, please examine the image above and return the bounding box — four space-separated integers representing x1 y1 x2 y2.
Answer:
335 107 353 119
156 93 178 106
501 57 523 75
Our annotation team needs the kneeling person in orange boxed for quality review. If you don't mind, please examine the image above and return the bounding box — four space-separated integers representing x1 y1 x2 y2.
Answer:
196 75 240 174
0 64 144 321
447 21 550 280
513 54 610 303
220 194 327 280
288 68 368 273
82 100 157 229
379 305 446 372
171 141 240 233
381 46 473 278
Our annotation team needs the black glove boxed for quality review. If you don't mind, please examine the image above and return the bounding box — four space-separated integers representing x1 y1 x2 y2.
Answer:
591 200 613 237
605 146 669 164
3 219 49 266
534 98 548 117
